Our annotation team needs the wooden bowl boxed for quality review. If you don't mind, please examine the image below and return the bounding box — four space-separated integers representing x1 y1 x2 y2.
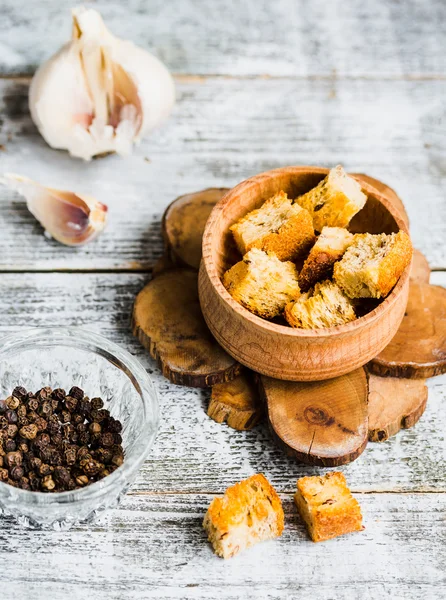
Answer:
198 166 411 381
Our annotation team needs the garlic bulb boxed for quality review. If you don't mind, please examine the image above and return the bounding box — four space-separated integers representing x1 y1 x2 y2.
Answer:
29 7 175 160
1 174 107 246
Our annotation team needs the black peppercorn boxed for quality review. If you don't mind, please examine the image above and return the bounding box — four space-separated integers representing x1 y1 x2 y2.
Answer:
6 410 18 424
65 396 78 412
68 386 84 401
100 432 115 448
80 457 103 476
34 417 48 432
39 463 53 476
4 439 16 453
19 477 31 490
7 425 18 439
12 386 27 400
6 396 20 410
1 386 124 493
19 424 38 440
38 401 53 419
51 388 66 402
5 451 23 468
90 397 104 410
10 465 24 481
41 475 55 491
107 418 122 433
89 422 102 435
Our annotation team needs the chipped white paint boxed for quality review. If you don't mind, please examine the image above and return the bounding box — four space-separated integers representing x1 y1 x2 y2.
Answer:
0 0 445 77
0 1 445 598
0 78 445 270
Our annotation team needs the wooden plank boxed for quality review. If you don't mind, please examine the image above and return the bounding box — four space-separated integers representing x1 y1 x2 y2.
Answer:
0 0 445 77
0 77 445 270
0 493 444 599
0 272 444 494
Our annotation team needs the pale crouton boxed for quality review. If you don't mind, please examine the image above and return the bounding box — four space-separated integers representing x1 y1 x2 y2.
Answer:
333 231 412 299
230 190 315 261
295 165 366 232
223 248 300 319
294 472 363 542
284 280 356 329
203 474 284 558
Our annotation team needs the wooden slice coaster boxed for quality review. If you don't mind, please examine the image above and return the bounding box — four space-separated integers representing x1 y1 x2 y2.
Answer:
208 371 264 430
369 283 446 379
367 373 428 442
132 269 241 387
151 254 176 278
259 369 368 466
352 173 409 228
410 249 431 284
162 188 229 270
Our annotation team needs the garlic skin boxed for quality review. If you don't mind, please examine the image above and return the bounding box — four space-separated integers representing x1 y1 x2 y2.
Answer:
29 7 175 160
1 174 107 246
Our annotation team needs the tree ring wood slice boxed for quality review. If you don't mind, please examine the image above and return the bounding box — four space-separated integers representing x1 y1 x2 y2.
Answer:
352 173 409 228
368 283 446 379
410 249 431 284
208 371 264 430
367 373 428 442
151 254 177 278
163 188 229 270
259 369 368 466
132 269 242 387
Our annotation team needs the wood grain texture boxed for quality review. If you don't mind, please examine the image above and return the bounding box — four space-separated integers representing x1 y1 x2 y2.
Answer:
260 369 369 466
163 188 228 270
0 3 444 596
0 493 445 600
132 269 241 387
369 283 446 379
208 371 263 430
0 77 446 271
200 166 410 381
368 374 428 442
0 272 444 494
411 249 431 284
0 0 445 77
352 172 409 227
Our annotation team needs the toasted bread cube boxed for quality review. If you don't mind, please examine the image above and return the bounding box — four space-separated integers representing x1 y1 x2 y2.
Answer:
230 190 315 261
203 474 284 559
298 227 354 292
333 231 412 299
285 280 356 329
295 472 363 542
295 166 366 232
223 248 300 319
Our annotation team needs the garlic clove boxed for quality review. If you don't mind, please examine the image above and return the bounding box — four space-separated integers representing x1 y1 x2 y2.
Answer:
29 7 175 161
1 174 107 246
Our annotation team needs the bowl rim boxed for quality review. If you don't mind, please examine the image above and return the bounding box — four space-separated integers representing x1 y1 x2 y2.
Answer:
201 165 411 338
0 327 159 505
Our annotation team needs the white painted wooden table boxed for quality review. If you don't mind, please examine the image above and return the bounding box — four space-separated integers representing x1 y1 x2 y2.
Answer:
0 1 445 598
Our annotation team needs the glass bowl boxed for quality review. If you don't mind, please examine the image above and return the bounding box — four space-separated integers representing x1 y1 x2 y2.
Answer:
0 328 159 530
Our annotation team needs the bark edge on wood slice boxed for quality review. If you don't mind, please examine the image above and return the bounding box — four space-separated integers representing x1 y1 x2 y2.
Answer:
410 249 431 284
367 373 428 442
208 371 264 430
132 269 241 387
259 368 368 466
162 188 229 270
368 283 446 379
352 173 409 228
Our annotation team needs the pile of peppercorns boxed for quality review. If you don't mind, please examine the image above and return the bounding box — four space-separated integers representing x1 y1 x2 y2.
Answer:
0 385 124 492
